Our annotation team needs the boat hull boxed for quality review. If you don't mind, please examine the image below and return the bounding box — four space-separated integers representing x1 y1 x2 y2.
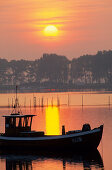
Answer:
0 125 103 151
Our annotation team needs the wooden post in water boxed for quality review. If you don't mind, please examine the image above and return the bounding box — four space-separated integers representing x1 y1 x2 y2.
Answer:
24 97 26 107
15 85 18 107
41 97 44 107
68 94 69 106
81 95 84 112
30 99 31 108
51 97 53 107
39 98 40 107
82 95 83 107
8 98 10 108
108 96 110 109
12 98 13 108
33 97 36 107
57 96 60 107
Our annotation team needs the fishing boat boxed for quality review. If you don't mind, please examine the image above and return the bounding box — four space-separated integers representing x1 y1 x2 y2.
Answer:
0 87 103 151
0 112 103 150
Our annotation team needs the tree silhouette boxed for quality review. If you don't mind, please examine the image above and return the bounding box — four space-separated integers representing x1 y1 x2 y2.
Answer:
0 50 112 90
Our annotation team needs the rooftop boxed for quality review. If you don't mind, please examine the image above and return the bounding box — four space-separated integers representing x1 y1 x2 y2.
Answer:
3 114 36 118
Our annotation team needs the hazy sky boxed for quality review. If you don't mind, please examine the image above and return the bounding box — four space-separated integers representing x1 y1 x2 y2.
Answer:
0 0 112 60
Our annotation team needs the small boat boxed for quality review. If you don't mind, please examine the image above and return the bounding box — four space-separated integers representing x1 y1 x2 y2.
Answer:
0 112 103 151
0 86 103 151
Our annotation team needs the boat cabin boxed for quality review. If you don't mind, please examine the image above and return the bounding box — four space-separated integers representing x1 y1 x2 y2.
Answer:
3 114 36 136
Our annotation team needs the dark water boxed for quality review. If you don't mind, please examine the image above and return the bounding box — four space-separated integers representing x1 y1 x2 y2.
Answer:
0 150 104 170
0 92 112 169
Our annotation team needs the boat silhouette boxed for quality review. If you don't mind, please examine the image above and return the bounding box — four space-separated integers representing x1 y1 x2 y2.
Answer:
0 86 103 151
0 112 103 151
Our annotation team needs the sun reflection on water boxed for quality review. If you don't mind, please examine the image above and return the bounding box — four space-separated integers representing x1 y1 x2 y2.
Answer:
45 106 60 135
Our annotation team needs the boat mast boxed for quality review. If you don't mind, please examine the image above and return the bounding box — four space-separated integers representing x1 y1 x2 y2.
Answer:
12 85 20 114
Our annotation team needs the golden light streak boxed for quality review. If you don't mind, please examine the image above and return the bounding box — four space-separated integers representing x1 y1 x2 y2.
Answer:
46 106 60 135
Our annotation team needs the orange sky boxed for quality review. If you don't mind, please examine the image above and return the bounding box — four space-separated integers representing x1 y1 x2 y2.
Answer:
0 0 112 60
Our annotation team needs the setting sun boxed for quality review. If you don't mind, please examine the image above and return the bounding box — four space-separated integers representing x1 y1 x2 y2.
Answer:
44 25 58 37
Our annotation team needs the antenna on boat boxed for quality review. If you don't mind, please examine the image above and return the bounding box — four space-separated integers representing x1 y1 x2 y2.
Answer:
11 85 22 115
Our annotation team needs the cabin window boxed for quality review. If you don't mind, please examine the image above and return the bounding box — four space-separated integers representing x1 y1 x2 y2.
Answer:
17 117 24 128
6 117 16 128
10 118 14 127
18 118 22 127
21 117 24 127
23 117 31 127
13 118 16 127
5 116 33 129
25 117 31 127
5 118 10 128
17 117 31 128
16 118 19 127
28 117 31 127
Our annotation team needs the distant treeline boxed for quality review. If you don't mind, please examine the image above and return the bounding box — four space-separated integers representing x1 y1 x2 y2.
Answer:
0 50 112 91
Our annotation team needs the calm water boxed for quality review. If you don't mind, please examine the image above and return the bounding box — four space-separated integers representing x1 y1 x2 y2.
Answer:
0 92 112 170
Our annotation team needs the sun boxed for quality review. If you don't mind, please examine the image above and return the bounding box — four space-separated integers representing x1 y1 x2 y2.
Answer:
44 25 58 37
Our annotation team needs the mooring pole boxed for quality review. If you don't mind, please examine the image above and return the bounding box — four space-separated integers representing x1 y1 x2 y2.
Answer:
12 98 13 108
39 98 40 107
47 98 48 107
15 85 18 107
8 98 10 108
57 96 60 107
68 94 69 106
30 99 31 108
108 96 110 109
41 97 44 107
33 97 36 107
82 95 83 107
51 97 53 107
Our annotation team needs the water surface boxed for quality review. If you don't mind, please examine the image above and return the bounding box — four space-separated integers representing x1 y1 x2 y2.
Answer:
0 92 112 169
